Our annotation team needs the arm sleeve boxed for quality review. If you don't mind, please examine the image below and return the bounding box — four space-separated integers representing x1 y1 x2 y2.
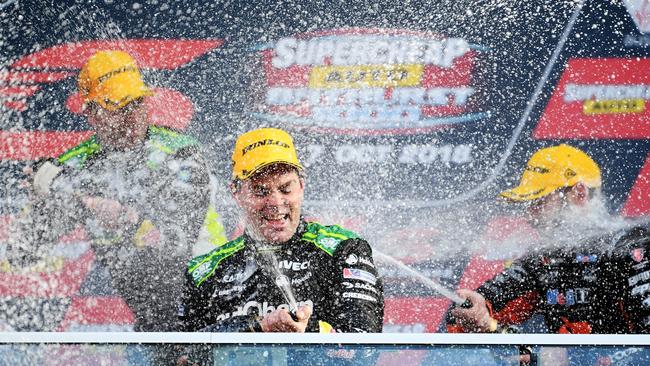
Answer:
324 238 384 333
138 146 211 255
6 170 85 268
177 270 210 332
612 226 650 333
446 255 540 332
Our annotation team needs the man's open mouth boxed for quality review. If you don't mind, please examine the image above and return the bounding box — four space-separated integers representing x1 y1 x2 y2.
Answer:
262 213 290 225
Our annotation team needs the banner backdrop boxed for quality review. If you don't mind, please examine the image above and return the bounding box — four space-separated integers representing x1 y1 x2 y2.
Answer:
1 0 650 334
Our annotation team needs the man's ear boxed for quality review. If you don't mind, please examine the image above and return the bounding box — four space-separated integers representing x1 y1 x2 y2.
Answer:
568 182 588 206
230 181 242 204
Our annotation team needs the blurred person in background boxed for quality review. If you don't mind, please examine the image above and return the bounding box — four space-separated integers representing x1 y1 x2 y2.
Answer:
178 127 384 334
6 50 226 333
447 144 650 364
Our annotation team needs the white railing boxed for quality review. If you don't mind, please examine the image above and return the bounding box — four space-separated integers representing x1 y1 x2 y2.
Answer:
1 333 650 345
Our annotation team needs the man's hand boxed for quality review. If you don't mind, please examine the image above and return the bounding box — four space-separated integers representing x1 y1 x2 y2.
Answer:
450 289 497 333
81 196 139 230
260 305 312 332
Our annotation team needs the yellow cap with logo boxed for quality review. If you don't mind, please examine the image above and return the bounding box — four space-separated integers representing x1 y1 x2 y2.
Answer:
500 144 601 202
232 127 303 180
78 50 153 111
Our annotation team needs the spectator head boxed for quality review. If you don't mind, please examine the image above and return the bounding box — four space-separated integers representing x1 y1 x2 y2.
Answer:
499 144 602 226
230 128 305 244
78 50 153 149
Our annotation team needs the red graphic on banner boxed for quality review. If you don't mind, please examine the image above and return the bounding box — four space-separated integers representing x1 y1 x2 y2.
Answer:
622 152 650 217
534 58 650 139
11 39 223 70
1 39 223 160
534 58 650 216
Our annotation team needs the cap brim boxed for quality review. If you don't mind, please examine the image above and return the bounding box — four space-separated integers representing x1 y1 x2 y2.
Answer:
238 161 303 180
90 72 152 111
499 184 557 202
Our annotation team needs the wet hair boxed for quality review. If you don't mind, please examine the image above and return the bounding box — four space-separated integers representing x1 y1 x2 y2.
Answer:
231 163 304 193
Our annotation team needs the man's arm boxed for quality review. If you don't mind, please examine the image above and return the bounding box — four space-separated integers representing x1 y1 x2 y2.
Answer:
447 256 540 333
325 238 384 333
136 146 211 254
611 226 650 333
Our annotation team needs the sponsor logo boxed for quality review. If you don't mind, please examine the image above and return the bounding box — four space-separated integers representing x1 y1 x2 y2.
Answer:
632 248 646 262
629 270 650 286
319 237 341 250
343 268 377 285
358 256 375 268
242 139 290 155
535 58 650 140
291 272 312 285
546 288 590 306
342 292 377 302
341 281 379 294
217 285 245 297
582 267 598 282
278 260 310 271
275 275 291 288
216 299 314 321
222 272 245 283
255 28 488 135
191 262 213 282
539 270 560 284
632 283 650 296
575 254 598 263
345 254 358 265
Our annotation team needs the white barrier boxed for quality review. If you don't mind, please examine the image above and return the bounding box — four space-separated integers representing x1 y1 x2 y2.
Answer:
1 333 650 345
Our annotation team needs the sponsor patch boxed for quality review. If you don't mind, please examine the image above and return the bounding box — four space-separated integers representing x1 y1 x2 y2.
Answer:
275 275 291 288
345 254 358 265
343 268 377 285
341 281 379 294
575 254 598 263
547 288 586 306
319 237 341 250
342 292 377 302
629 270 650 286
632 248 646 263
191 262 213 283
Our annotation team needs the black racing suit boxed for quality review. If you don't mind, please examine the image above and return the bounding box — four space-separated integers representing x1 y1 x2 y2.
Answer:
7 126 211 332
447 226 650 334
178 220 384 333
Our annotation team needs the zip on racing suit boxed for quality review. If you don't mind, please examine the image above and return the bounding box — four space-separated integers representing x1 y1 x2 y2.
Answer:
178 220 384 333
446 226 650 334
7 126 226 331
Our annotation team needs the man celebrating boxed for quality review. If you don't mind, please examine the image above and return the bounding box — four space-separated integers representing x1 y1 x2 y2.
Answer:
178 127 384 333
8 50 223 332
448 144 650 335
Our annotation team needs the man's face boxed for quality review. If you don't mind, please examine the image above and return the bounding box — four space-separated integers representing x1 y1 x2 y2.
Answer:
85 98 149 150
525 189 568 228
233 166 305 244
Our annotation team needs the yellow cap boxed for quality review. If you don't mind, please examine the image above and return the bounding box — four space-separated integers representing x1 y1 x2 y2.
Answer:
500 144 601 202
78 50 153 111
232 128 303 180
